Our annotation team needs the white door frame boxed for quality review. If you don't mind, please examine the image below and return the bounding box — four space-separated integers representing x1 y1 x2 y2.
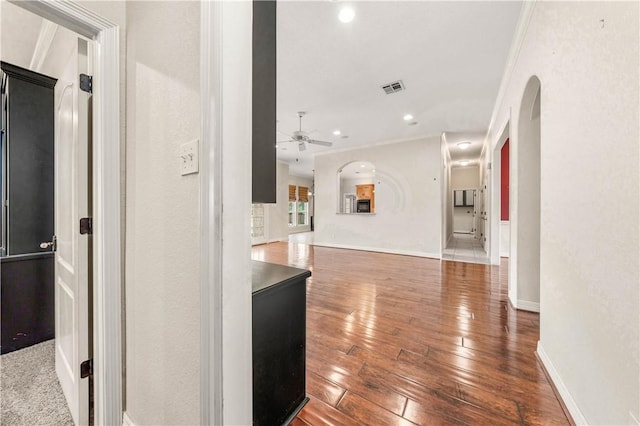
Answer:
201 1 253 425
9 1 122 424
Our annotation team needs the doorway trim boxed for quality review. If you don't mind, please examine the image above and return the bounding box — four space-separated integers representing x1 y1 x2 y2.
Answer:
201 1 253 425
490 115 510 265
9 1 122 424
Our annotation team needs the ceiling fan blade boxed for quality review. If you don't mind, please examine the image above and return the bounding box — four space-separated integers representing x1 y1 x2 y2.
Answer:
277 130 292 138
307 139 333 147
298 142 306 151
277 140 292 143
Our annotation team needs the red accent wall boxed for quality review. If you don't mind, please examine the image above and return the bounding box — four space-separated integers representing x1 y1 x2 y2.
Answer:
501 139 510 220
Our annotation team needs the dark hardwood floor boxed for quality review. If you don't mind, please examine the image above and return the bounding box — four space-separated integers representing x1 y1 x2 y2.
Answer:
252 241 570 426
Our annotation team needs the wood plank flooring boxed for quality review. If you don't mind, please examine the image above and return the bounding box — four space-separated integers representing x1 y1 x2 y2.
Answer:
252 242 570 426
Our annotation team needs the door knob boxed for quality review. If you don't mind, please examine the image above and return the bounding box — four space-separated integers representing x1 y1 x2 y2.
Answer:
40 236 57 251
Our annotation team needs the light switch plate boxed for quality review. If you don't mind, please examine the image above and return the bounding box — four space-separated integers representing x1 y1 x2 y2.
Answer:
180 139 199 175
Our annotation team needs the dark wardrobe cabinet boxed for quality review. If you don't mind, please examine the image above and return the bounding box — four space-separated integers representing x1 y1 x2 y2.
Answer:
1 62 57 354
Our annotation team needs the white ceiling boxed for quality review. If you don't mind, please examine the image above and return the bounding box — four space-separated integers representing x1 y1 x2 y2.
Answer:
277 1 522 177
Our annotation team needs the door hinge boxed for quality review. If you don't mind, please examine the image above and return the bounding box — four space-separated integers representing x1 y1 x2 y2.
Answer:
80 217 93 235
79 74 92 93
80 359 93 378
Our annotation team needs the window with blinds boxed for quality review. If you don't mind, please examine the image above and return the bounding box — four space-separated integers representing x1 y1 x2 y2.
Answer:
298 186 308 202
288 185 297 201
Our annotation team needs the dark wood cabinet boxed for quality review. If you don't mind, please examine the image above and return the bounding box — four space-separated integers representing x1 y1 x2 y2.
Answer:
252 260 310 426
252 0 277 203
356 184 375 212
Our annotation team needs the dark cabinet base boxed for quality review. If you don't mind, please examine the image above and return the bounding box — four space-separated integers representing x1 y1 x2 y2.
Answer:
1 253 55 354
252 261 311 426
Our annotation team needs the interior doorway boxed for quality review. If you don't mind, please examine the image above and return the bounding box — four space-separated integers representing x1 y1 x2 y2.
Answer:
511 76 541 312
1 5 94 424
1 1 123 424
490 118 510 265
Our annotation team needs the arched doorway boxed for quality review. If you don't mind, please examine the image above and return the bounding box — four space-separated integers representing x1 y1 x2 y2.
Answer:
511 76 541 311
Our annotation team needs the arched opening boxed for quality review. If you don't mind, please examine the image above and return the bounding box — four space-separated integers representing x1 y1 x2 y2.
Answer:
511 75 541 311
336 161 377 214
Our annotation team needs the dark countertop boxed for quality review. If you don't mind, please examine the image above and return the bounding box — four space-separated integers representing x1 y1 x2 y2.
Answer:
252 260 311 294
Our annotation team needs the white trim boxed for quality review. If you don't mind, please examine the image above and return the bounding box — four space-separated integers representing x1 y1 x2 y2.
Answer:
201 2 253 425
313 241 440 260
516 299 540 313
10 2 123 425
536 342 587 425
200 1 223 424
122 412 137 426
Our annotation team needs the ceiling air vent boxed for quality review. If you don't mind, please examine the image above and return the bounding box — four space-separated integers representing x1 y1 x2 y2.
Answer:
381 80 405 95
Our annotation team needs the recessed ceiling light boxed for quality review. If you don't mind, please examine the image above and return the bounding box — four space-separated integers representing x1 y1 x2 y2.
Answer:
360 164 366 168
333 130 341 136
275 144 279 148
457 142 471 150
460 160 469 166
403 114 413 121
338 6 355 23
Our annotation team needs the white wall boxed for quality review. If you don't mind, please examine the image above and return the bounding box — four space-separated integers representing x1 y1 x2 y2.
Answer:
266 161 290 241
451 166 479 234
125 2 201 425
484 2 639 424
289 174 313 233
441 137 453 249
499 221 510 257
314 137 442 258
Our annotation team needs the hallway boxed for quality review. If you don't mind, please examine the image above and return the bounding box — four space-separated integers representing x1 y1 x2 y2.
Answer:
442 233 489 264
252 242 569 425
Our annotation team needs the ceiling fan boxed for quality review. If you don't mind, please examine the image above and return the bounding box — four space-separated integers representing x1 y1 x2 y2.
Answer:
278 111 333 152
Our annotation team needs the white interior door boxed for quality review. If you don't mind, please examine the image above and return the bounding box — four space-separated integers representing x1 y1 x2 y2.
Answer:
55 38 90 426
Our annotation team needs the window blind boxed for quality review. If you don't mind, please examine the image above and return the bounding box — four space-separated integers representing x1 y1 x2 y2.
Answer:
298 186 309 202
288 185 297 201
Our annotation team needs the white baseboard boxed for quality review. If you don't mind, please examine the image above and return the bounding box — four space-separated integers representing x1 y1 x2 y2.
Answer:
516 299 540 312
312 241 440 260
536 342 587 425
122 412 136 426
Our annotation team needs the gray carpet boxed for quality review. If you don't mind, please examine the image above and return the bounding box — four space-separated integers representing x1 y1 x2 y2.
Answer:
1 340 74 425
